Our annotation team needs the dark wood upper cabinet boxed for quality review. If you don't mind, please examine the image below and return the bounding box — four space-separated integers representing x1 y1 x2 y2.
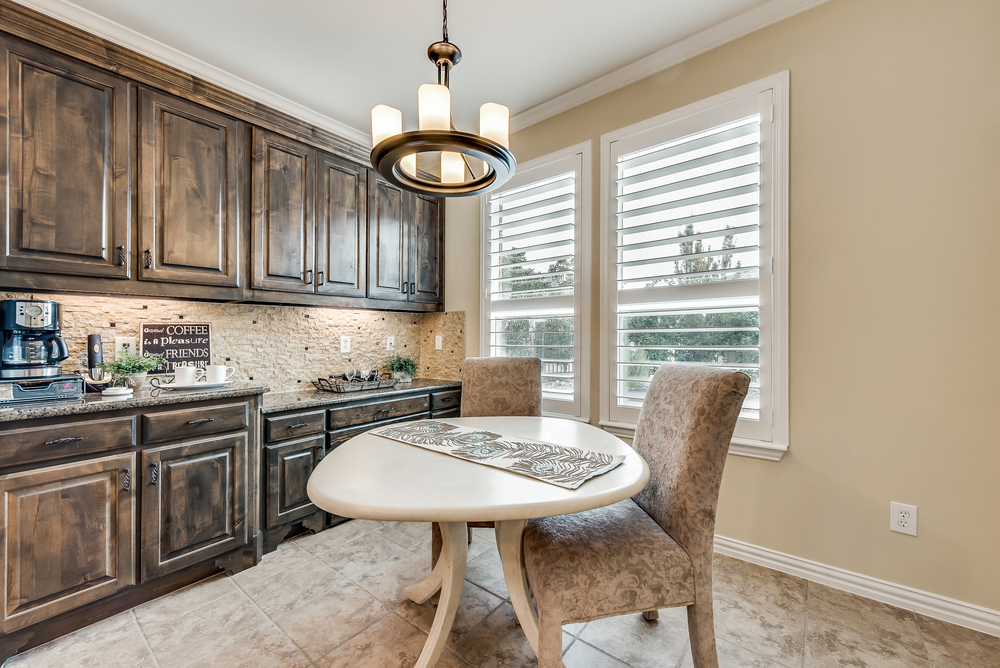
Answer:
138 88 241 287
367 178 409 302
316 152 367 298
141 433 247 582
0 453 135 632
0 35 131 279
251 128 315 294
409 193 443 303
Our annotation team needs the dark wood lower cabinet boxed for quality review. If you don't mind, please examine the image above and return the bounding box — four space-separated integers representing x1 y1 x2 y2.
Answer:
0 453 135 632
265 434 325 528
141 433 248 582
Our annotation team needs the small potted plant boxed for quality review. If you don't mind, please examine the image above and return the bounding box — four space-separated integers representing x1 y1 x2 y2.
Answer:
385 353 417 384
99 351 167 388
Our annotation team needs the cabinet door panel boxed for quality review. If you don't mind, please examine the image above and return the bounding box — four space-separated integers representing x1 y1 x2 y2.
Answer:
251 128 315 293
367 178 408 301
410 193 442 303
0 453 135 632
142 433 247 581
139 88 241 286
0 36 130 279
265 434 324 528
316 153 366 297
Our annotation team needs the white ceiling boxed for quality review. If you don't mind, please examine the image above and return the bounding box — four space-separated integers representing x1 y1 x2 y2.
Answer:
45 0 770 136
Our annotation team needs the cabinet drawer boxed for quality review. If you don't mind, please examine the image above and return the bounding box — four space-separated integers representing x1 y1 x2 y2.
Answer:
328 395 430 429
143 403 249 444
0 416 136 468
431 407 460 420
430 389 461 411
264 409 327 442
327 412 428 449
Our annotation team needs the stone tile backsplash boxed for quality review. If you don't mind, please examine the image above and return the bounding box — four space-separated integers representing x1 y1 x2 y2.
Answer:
0 292 464 391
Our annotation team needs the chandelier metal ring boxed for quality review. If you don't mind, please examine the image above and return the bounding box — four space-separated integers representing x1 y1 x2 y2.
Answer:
371 130 516 197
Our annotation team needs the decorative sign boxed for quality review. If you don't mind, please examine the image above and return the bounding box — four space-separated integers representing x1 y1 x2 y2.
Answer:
140 323 212 373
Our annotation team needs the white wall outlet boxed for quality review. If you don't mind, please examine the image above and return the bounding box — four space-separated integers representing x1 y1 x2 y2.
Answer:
340 336 351 353
435 335 443 350
114 337 137 358
890 502 918 536
386 336 395 351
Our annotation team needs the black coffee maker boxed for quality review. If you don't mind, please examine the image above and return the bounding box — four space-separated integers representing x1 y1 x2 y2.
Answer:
1 300 69 379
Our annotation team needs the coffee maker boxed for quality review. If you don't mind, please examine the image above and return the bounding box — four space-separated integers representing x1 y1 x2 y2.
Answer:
1 300 69 379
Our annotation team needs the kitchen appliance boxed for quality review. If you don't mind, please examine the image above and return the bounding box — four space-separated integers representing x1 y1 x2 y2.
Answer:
0 375 84 407
0 300 69 379
87 333 104 382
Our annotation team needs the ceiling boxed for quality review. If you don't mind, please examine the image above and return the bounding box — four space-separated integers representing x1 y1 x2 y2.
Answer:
51 0 769 136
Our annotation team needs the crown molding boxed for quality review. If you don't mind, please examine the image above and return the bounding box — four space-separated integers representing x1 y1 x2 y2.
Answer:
511 0 830 132
9 0 372 149
715 535 1000 638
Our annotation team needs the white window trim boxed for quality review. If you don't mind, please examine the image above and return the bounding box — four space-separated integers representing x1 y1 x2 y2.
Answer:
480 141 592 422
599 72 789 461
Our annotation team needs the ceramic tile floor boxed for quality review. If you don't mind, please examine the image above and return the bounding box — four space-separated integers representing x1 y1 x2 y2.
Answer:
6 520 998 668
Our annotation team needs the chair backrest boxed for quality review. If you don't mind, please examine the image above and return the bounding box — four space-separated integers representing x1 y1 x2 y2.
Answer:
631 364 749 566
460 357 543 417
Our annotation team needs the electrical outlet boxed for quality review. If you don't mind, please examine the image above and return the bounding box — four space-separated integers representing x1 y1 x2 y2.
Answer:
340 336 351 353
890 502 917 536
114 337 137 358
435 335 443 350
386 336 395 351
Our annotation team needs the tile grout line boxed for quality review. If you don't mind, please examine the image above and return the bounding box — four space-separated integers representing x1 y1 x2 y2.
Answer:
127 610 163 668
230 576 322 668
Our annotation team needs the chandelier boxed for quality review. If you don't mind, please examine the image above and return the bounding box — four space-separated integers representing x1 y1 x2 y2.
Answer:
370 0 516 197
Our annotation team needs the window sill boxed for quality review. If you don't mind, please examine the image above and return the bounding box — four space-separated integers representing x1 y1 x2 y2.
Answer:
599 421 787 461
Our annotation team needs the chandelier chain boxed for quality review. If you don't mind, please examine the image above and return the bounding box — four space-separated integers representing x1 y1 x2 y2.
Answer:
442 0 449 42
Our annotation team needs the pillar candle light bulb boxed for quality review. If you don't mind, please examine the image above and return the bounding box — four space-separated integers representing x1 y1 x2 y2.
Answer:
479 103 510 148
418 83 451 131
371 105 402 145
440 151 464 184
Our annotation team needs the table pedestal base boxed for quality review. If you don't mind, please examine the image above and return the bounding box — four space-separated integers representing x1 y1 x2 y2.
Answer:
404 521 468 668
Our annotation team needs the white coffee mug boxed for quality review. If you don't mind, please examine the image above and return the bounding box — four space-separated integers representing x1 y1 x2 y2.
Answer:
173 366 204 385
205 365 235 384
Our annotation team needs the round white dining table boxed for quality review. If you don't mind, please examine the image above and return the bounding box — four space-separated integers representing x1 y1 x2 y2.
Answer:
306 416 650 668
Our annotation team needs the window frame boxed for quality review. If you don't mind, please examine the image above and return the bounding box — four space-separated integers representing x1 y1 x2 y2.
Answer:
599 72 789 460
480 141 592 422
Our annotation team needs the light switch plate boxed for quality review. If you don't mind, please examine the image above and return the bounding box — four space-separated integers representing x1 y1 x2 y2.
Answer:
340 336 351 353
115 337 137 358
435 335 443 350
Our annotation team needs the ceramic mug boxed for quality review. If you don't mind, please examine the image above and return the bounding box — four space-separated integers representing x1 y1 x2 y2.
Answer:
173 366 204 385
205 365 235 384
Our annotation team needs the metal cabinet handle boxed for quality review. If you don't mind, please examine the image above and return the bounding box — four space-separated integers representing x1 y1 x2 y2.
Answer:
186 418 215 425
288 422 310 429
410 282 415 294
441 397 454 403
317 270 324 285
123 468 130 492
402 281 408 294
150 463 158 485
376 408 395 418
44 436 83 446
117 245 126 266
144 249 153 269
317 445 326 461
305 269 313 284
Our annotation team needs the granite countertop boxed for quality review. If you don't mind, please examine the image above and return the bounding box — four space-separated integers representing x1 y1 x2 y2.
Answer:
0 381 270 423
261 378 461 414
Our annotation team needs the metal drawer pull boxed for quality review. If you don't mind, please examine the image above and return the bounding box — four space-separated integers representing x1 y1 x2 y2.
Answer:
123 468 130 492
376 408 395 417
150 463 158 485
441 397 454 403
186 418 215 425
410 282 415 294
288 422 310 429
44 436 84 446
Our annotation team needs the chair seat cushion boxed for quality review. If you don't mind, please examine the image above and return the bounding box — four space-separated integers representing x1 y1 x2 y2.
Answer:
523 499 695 624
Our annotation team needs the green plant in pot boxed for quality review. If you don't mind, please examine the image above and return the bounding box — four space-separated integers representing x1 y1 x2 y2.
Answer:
385 354 417 383
98 351 167 388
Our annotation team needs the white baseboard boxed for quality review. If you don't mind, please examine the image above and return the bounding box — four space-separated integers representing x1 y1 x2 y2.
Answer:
714 535 1000 638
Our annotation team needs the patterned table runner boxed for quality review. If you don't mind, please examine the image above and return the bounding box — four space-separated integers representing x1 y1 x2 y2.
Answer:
368 420 625 490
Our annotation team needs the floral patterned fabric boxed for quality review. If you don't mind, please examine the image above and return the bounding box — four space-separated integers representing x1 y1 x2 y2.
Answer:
459 357 542 418
370 420 625 489
522 364 750 668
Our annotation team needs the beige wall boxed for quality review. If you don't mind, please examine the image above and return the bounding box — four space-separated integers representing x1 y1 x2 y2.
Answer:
446 0 1000 610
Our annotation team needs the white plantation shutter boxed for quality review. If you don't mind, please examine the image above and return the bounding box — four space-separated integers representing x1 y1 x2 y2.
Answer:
602 82 788 451
482 146 590 419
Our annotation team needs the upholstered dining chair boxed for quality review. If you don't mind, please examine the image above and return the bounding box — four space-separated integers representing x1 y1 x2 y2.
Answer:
520 364 749 668
430 356 543 567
